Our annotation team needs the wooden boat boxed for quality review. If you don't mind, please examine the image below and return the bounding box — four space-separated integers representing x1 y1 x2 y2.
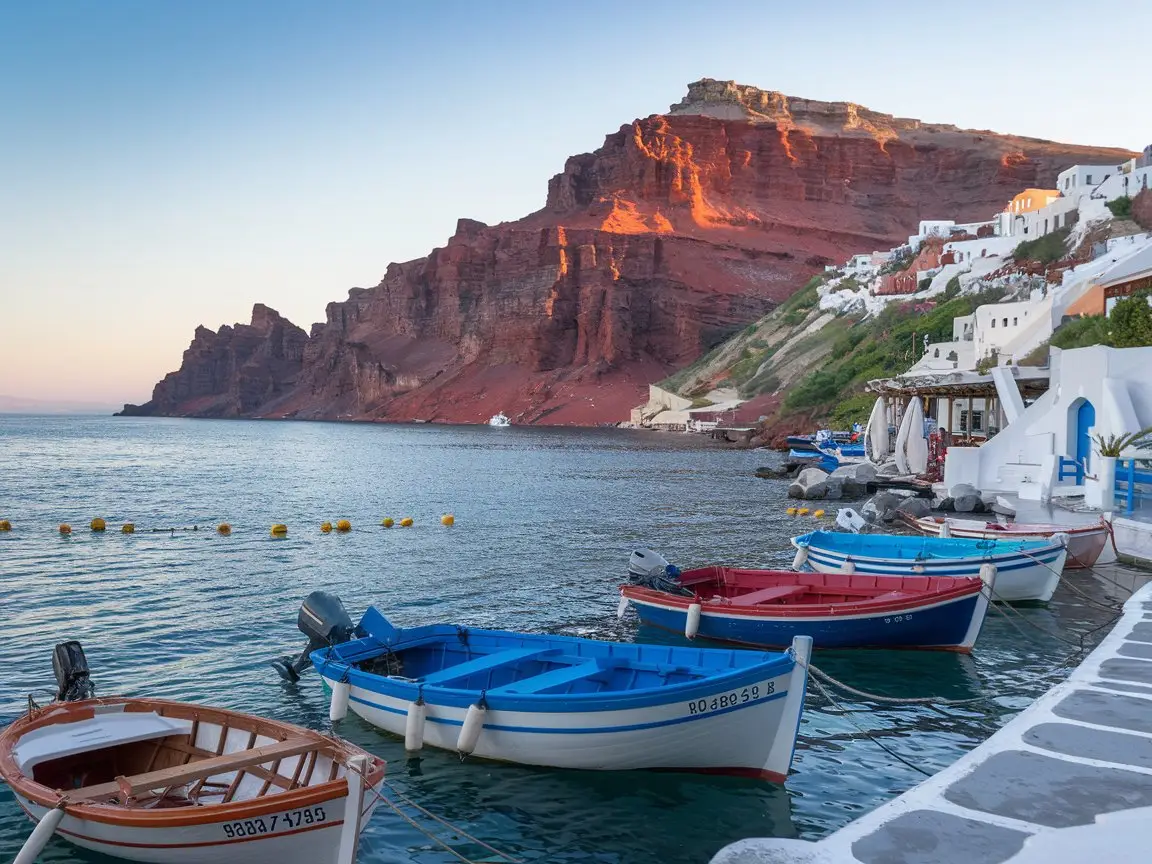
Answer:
293 595 810 781
1 647 385 864
620 561 992 652
897 514 1109 570
791 530 1067 603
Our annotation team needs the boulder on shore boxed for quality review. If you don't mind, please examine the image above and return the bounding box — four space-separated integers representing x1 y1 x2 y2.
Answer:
950 482 979 499
954 493 984 513
788 467 831 500
896 497 932 519
861 491 902 523
876 462 901 476
829 462 878 498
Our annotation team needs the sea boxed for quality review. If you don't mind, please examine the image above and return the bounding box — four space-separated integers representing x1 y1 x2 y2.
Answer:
0 415 1129 863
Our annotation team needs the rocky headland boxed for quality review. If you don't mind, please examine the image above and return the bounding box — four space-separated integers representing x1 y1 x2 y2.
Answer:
120 79 1134 424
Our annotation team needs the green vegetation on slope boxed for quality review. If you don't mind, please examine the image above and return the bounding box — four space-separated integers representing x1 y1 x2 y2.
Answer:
782 291 1003 416
1013 227 1070 265
1014 294 1152 366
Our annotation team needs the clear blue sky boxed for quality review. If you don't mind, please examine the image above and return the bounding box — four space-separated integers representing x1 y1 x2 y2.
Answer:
1 0 1146 406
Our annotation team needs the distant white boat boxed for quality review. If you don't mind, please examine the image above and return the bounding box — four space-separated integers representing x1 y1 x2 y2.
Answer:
488 412 511 427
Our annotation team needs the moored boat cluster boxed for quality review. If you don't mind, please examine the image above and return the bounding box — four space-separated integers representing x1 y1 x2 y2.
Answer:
0 497 1110 863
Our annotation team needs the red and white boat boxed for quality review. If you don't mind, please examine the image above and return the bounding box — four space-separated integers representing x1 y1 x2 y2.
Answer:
1 645 385 864
898 514 1109 570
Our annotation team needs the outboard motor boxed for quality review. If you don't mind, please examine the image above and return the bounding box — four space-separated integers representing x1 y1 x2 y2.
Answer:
53 640 96 701
627 548 687 593
271 591 358 682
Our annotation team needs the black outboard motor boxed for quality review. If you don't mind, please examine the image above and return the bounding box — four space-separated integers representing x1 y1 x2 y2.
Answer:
53 640 96 701
271 591 359 682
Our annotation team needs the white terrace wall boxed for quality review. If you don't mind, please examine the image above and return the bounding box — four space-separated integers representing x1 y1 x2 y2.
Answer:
944 345 1152 494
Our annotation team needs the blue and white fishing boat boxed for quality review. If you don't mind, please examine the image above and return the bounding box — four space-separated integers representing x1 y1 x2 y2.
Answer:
272 593 810 781
791 530 1067 603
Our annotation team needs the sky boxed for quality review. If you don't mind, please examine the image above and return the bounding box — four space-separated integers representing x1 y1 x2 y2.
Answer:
1 0 1147 408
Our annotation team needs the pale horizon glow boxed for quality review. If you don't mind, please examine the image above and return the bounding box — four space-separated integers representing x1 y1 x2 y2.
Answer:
1 0 1147 407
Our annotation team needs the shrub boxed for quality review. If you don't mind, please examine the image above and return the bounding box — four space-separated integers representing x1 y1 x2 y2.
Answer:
1013 227 1071 265
1107 196 1133 220
1110 292 1152 348
942 276 962 299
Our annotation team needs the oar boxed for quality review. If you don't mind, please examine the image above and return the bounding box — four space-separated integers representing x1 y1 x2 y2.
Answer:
12 802 66 864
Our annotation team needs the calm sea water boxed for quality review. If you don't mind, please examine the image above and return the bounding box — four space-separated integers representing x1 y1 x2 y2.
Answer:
0 415 1130 863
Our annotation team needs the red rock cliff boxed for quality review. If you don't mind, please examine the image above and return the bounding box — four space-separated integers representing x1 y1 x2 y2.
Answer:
121 79 1135 424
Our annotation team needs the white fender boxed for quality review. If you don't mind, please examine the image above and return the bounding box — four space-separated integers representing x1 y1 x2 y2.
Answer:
457 703 486 755
616 592 629 619
792 546 809 569
840 559 856 575
1052 532 1070 548
979 562 998 588
329 680 351 723
404 700 427 752
13 806 65 864
685 603 702 639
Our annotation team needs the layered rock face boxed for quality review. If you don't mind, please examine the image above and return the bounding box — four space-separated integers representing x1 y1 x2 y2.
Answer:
119 304 307 417
123 79 1135 424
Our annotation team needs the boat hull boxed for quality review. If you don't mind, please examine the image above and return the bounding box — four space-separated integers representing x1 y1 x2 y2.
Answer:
322 665 802 779
901 516 1108 570
624 588 989 651
14 793 380 864
792 534 1066 603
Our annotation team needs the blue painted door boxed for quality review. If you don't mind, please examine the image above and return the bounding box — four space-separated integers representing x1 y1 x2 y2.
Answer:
1075 400 1095 485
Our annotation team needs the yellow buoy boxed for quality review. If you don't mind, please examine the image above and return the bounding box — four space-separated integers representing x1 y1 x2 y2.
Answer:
786 507 797 517
0 520 11 531
400 517 414 528
798 508 810 516
440 514 455 527
813 509 825 518
90 517 106 532
121 523 135 534
218 523 232 535
336 519 351 532
271 523 288 537
320 521 333 533
380 517 394 528
59 524 72 535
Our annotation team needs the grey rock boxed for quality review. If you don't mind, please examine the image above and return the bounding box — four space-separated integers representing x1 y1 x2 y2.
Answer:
788 467 831 500
896 498 932 519
950 482 979 499
830 462 877 498
876 462 901 476
954 493 982 513
861 491 902 523
937 496 956 512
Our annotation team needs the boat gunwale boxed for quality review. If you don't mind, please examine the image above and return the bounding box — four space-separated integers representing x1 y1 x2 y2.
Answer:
620 577 983 619
313 626 795 713
791 531 1064 564
900 513 1109 538
0 697 385 827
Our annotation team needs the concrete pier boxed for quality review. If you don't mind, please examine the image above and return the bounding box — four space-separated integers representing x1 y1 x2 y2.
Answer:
712 580 1152 864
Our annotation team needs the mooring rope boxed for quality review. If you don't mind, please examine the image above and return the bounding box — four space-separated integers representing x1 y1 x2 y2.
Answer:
347 763 522 864
804 661 990 706
806 674 935 778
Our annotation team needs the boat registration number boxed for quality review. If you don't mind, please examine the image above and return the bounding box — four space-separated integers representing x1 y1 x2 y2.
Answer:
686 683 773 716
222 805 327 838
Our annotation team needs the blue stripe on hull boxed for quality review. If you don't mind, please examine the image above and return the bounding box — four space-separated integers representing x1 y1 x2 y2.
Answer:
804 549 1057 577
346 689 789 734
632 595 980 650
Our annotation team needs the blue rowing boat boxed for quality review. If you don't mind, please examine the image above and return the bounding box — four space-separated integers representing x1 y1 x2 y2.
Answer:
791 530 1067 603
283 593 811 781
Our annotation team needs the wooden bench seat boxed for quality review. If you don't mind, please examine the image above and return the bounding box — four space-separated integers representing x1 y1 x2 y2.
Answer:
728 585 808 607
488 660 609 695
66 738 319 803
421 647 555 685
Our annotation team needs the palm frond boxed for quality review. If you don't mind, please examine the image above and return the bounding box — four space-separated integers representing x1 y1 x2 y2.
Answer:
1092 425 1152 457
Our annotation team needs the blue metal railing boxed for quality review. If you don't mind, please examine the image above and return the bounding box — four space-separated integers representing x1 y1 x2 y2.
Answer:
1057 456 1084 483
1115 458 1152 515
